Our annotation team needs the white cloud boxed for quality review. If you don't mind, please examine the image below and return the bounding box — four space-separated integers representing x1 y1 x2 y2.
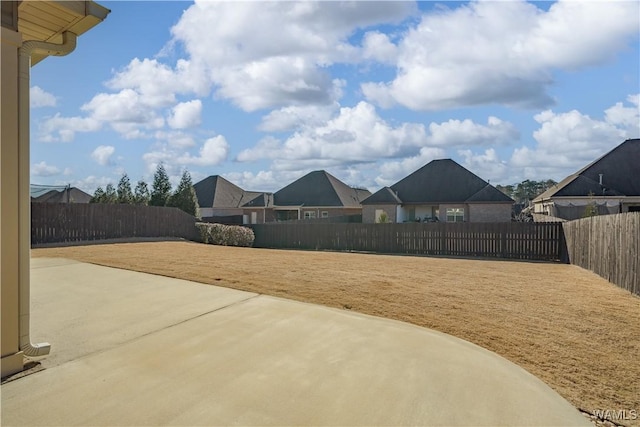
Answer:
604 94 640 128
239 101 427 166
426 116 519 147
107 57 210 103
170 1 415 111
142 148 175 177
167 100 202 129
154 130 196 149
259 104 338 132
363 0 639 110
458 148 508 183
376 147 447 187
177 136 229 166
510 95 639 180
30 86 57 108
70 175 113 195
223 170 281 192
362 31 398 64
91 145 115 166
38 114 102 142
31 161 60 177
213 57 340 112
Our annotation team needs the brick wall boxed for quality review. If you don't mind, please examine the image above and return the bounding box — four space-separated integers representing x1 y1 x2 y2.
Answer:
363 205 397 223
468 203 512 222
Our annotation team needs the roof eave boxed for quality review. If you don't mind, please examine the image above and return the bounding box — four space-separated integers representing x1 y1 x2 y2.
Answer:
18 1 110 65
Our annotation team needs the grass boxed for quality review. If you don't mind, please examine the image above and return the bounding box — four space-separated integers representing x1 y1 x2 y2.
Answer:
34 241 640 425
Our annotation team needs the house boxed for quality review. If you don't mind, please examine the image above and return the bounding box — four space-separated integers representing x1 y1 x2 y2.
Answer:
532 138 640 220
241 192 275 224
194 171 370 224
31 187 92 203
272 170 371 221
362 159 513 223
193 175 271 224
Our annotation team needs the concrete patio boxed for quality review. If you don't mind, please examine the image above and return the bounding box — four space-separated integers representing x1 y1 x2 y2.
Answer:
1 258 588 426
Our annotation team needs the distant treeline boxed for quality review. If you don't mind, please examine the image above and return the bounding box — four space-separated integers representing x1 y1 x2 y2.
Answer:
495 179 558 204
90 163 200 217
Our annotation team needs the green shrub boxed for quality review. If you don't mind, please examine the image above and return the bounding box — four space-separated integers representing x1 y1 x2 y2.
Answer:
196 223 254 247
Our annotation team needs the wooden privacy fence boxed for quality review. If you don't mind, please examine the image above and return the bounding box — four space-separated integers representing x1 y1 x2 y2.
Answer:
251 222 566 261
563 212 639 296
31 203 200 245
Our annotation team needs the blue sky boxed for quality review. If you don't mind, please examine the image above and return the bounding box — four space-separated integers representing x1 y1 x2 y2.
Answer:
29 0 640 194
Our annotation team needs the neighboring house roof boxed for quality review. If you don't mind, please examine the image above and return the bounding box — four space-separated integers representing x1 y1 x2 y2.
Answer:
194 175 247 209
194 175 272 210
31 188 92 203
361 187 403 205
242 192 274 208
362 159 513 205
534 139 640 201
274 170 371 207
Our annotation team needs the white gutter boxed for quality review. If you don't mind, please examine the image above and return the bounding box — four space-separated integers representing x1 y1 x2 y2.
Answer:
18 32 77 357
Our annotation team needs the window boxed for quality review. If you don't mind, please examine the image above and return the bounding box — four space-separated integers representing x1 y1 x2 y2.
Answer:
321 211 329 218
304 211 316 219
446 208 464 222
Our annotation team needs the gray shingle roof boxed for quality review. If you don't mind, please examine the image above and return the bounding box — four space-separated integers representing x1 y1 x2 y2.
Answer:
194 176 247 209
242 192 274 208
274 170 371 207
361 187 403 204
31 188 92 203
534 138 640 200
363 159 512 205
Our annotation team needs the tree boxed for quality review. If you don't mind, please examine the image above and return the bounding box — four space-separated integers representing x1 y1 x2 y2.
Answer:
133 180 150 205
583 192 599 217
167 169 200 217
497 179 558 204
90 187 105 203
103 183 117 204
149 163 171 206
117 173 133 204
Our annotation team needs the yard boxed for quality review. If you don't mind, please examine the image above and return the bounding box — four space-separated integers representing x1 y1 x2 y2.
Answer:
34 241 640 425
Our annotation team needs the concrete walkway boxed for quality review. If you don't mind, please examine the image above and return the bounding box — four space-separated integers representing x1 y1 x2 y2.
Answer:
1 258 589 426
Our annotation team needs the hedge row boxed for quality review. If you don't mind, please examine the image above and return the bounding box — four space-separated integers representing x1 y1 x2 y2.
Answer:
196 222 255 247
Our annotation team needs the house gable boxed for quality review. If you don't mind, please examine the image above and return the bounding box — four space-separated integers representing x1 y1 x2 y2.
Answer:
194 175 246 209
466 184 514 203
389 159 512 204
274 170 369 207
535 139 640 201
361 187 403 205
242 193 274 208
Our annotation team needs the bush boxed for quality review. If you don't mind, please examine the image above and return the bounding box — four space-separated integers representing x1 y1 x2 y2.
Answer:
196 223 255 247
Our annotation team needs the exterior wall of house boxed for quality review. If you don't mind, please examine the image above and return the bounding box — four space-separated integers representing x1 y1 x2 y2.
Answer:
363 205 397 223
241 208 276 224
468 203 512 222
534 197 640 220
370 203 512 223
438 204 467 222
200 207 244 218
397 205 439 222
299 207 361 221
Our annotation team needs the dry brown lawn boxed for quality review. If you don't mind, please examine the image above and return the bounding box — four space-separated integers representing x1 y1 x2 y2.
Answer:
34 241 640 424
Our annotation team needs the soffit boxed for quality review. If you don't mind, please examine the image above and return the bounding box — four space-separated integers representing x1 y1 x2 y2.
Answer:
18 1 109 65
